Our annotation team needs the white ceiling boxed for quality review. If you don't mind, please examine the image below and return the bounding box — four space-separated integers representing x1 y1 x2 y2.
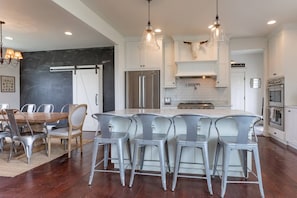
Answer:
1 0 297 52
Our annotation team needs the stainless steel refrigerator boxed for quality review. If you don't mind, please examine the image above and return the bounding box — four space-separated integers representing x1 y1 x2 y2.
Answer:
125 70 160 109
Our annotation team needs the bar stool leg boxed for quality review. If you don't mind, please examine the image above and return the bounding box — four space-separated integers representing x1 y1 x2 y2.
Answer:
88 139 99 185
158 142 167 191
202 144 213 195
253 146 265 198
171 143 182 191
221 146 231 197
117 140 126 186
129 141 139 188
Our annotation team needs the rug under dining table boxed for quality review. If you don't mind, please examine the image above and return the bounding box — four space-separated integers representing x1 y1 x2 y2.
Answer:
0 138 93 177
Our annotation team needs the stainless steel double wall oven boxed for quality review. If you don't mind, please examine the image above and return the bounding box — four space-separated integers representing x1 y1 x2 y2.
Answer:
267 77 284 131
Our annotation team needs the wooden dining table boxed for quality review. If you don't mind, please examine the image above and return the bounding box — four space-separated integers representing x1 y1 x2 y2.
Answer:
0 111 68 125
14 112 69 124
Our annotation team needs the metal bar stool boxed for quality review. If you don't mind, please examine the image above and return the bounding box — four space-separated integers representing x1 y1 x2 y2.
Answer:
171 114 213 195
88 113 133 186
129 113 172 191
213 115 264 197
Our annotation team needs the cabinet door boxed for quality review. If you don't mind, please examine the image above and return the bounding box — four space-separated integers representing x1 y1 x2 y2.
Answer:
285 108 297 147
164 40 176 88
126 41 141 69
216 41 229 87
268 33 284 78
125 40 162 70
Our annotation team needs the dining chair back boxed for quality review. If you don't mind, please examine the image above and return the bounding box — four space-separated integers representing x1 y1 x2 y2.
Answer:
171 114 213 194
129 113 172 191
47 104 87 158
5 109 47 164
88 113 132 186
20 104 36 113
37 104 54 113
213 115 264 197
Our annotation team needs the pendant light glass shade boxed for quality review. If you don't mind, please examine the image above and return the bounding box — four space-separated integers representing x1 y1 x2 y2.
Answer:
140 0 160 50
209 0 224 43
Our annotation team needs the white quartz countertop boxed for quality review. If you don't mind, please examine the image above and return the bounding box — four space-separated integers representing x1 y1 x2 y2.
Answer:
108 108 255 118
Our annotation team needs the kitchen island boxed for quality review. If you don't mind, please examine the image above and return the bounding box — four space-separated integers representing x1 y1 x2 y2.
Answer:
107 108 256 176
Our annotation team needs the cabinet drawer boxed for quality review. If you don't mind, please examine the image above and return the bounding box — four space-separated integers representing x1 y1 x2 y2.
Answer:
269 127 285 141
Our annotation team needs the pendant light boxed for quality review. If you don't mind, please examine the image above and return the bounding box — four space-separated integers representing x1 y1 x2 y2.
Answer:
209 0 224 42
140 0 160 50
0 21 23 65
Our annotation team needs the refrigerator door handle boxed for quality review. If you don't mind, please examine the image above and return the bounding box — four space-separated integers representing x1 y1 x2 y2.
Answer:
95 94 98 105
138 75 142 108
142 75 145 108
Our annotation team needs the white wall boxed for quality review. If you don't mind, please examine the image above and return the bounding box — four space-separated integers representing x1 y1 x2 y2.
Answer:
0 64 20 109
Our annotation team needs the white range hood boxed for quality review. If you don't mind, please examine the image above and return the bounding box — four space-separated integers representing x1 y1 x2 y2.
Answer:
175 60 217 77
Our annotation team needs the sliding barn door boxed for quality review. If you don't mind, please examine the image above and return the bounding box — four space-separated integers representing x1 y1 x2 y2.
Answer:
73 65 103 131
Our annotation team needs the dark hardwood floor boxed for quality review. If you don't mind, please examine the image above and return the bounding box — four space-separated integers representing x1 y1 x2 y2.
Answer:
0 133 297 198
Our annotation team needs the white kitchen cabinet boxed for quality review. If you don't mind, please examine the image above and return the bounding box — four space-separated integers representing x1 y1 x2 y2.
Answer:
269 126 286 144
268 32 284 78
285 107 297 149
164 39 176 88
216 40 229 87
125 39 163 70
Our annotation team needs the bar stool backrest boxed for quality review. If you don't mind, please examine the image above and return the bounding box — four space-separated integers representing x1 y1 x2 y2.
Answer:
215 115 261 144
133 113 171 139
173 114 211 140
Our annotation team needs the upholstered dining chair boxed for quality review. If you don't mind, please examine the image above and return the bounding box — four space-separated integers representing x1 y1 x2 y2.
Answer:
171 114 213 195
213 115 264 198
47 104 87 158
88 113 133 186
20 104 37 113
5 109 47 164
129 113 172 191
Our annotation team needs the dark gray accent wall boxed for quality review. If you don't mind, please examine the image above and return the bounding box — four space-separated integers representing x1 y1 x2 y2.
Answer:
20 47 114 112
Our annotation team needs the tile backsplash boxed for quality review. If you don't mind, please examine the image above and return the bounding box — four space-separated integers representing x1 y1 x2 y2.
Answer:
164 77 229 107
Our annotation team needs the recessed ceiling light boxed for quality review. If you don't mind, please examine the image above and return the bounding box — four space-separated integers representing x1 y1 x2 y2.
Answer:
267 20 276 25
64 31 72 36
5 36 13 40
154 28 162 33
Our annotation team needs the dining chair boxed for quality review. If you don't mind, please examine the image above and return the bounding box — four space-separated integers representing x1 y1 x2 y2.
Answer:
47 104 87 158
37 104 54 113
0 104 10 131
171 114 213 195
88 113 133 186
129 113 172 191
0 110 12 155
213 115 264 198
20 104 37 113
5 109 47 164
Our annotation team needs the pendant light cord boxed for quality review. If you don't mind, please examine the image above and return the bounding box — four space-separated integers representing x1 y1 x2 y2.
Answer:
0 21 4 60
147 0 151 26
216 0 219 20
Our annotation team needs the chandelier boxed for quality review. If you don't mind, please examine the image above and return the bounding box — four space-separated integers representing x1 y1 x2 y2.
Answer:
0 21 23 65
140 0 160 50
209 0 224 42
